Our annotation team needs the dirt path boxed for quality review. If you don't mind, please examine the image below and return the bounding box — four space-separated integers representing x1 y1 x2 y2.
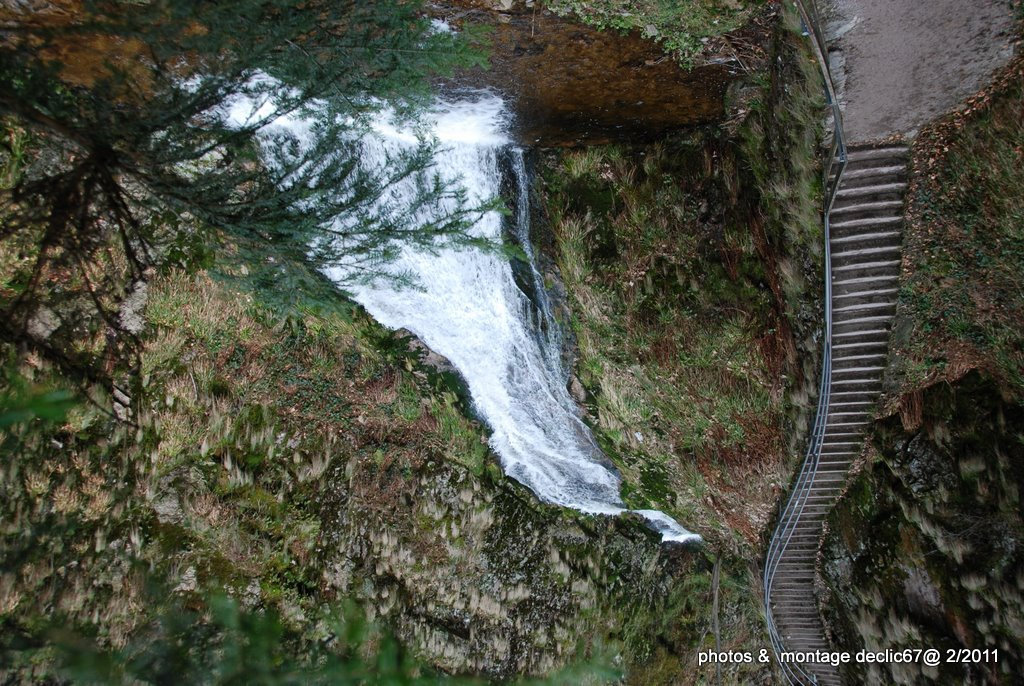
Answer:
825 0 1019 142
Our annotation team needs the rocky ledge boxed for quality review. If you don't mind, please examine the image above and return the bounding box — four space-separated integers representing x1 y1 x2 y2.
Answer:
438 0 772 145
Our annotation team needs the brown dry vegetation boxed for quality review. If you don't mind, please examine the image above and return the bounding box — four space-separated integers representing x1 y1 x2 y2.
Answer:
1 0 160 92
883 50 1024 410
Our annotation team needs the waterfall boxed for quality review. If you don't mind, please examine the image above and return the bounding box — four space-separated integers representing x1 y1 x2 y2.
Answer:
508 148 561 372
330 92 698 544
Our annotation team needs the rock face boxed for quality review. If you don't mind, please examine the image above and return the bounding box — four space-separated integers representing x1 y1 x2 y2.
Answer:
316 457 699 678
441 1 742 145
821 372 1024 685
396 328 459 376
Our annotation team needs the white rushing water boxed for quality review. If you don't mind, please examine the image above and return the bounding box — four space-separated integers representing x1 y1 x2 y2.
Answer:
325 92 699 544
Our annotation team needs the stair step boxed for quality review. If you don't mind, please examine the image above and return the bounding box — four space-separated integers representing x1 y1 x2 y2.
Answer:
839 164 906 180
831 365 885 375
832 326 892 339
840 146 909 163
774 609 821 618
828 382 880 392
832 353 887 363
827 232 901 248
827 409 868 419
774 609 822 617
777 534 822 543
823 398 875 406
823 405 872 415
766 161 906 669
829 199 904 220
832 259 901 273
833 360 886 373
774 606 823 614
833 313 894 326
834 182 907 200
831 339 888 350
774 536 823 548
833 287 899 301
833 310 896 324
838 169 906 191
832 328 890 339
833 282 900 300
780 625 827 632
830 214 903 231
832 245 902 261
832 272 899 286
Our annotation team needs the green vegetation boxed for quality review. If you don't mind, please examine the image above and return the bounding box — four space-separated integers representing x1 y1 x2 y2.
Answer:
547 0 766 67
535 7 825 682
0 270 489 679
540 5 823 550
888 56 1024 396
41 593 477 685
544 141 779 529
0 268 715 683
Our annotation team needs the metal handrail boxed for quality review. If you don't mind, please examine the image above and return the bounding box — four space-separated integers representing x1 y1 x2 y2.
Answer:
763 0 849 684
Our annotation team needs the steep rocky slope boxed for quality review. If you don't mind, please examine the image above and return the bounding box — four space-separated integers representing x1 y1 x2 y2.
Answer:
820 52 1024 686
1 2 826 684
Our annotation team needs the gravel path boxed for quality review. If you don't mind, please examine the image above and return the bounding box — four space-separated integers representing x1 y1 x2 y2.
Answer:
825 0 1019 142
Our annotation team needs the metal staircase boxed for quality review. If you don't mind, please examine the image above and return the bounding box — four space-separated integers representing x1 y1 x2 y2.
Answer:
761 2 910 684
764 144 908 686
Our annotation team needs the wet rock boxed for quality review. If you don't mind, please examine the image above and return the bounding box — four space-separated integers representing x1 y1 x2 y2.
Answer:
396 328 457 375
902 566 943 623
895 432 957 495
568 375 586 404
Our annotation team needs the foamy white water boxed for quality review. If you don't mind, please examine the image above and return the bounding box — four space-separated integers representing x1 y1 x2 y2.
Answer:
324 92 699 544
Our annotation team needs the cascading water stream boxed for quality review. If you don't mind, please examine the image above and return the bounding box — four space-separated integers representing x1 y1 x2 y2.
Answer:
224 81 698 542
508 148 562 373
329 92 698 544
